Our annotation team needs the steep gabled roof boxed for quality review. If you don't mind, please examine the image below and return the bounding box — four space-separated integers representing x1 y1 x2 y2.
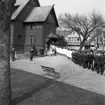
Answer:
11 0 40 20
11 0 58 27
46 32 58 38
24 6 53 22
11 0 29 20
51 6 59 27
14 0 29 6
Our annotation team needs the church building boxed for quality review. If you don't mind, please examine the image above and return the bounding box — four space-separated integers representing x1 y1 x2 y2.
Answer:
11 0 59 53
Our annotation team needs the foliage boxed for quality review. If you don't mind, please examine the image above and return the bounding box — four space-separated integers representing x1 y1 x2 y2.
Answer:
57 35 68 47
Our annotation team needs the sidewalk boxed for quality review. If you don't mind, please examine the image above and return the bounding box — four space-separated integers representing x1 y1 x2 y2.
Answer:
11 55 105 95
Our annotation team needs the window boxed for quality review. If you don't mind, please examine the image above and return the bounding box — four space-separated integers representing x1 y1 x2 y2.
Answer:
30 23 36 30
18 35 22 40
69 37 71 41
77 37 80 41
75 37 77 41
30 36 33 45
29 36 36 45
33 37 36 44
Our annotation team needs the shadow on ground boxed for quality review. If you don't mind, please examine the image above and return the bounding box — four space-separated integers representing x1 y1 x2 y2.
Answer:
11 68 105 105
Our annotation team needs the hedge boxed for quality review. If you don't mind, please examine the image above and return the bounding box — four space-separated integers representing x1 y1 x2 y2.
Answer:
72 52 105 75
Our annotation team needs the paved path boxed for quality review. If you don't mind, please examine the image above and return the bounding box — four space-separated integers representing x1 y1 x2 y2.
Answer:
11 55 105 95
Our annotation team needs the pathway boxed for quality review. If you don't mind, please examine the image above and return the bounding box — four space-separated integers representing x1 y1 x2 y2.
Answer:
11 55 105 95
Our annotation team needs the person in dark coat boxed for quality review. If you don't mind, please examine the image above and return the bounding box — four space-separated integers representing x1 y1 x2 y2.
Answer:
11 47 16 62
30 47 34 61
39 46 44 56
32 45 37 56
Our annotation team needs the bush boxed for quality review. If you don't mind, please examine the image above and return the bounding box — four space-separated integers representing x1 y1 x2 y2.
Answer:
72 51 105 75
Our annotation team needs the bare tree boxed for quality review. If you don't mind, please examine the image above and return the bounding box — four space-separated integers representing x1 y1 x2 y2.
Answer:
0 0 16 105
59 11 105 51
95 28 104 50
88 27 103 49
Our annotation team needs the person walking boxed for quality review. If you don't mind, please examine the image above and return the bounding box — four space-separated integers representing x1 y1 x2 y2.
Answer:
30 47 34 61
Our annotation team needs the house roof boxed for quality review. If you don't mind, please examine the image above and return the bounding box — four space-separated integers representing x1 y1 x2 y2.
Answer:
14 0 29 6
24 5 53 22
67 32 79 38
11 0 40 20
11 0 58 27
46 32 58 39
11 0 29 20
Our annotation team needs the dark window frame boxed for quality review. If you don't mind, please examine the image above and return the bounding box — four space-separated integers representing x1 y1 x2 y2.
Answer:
18 35 22 40
30 23 36 30
29 35 36 45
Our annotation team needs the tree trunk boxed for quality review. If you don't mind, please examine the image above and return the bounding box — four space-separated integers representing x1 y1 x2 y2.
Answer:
0 0 16 105
101 34 104 51
102 42 104 51
79 39 86 51
0 31 11 105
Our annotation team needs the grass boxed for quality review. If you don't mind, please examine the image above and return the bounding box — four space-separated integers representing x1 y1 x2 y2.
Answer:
11 68 105 105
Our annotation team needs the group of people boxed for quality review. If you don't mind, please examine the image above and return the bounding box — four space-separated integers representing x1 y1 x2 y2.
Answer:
72 48 105 75
11 46 36 61
47 44 57 56
30 44 57 61
11 44 57 62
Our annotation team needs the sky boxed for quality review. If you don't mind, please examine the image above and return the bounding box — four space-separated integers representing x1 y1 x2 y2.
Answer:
39 0 105 16
16 0 105 16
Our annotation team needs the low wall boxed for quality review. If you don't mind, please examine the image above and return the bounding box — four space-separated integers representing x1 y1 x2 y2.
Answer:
55 46 72 58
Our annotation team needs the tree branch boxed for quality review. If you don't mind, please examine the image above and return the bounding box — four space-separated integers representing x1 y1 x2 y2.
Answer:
87 23 104 39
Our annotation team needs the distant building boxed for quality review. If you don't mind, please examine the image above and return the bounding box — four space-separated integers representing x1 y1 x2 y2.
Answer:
65 31 95 50
11 0 59 53
65 32 82 45
65 32 82 50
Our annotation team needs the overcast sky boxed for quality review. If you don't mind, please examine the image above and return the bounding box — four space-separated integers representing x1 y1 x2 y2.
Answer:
39 0 105 16
16 0 105 16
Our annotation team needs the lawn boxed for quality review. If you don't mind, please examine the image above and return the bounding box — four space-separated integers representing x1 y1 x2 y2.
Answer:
11 68 105 105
